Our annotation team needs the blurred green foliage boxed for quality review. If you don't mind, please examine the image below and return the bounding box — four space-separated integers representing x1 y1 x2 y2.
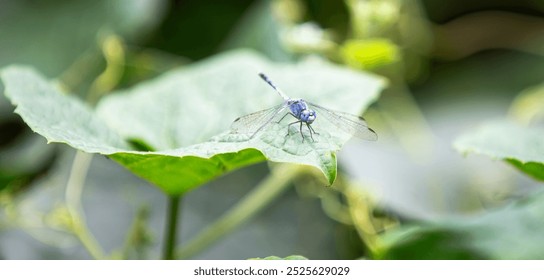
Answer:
455 121 544 181
249 255 308 260
379 191 544 259
340 39 399 70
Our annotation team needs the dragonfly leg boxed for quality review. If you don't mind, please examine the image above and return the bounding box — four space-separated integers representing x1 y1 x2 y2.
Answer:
299 122 305 142
306 123 316 141
277 112 297 124
287 120 301 138
307 124 319 136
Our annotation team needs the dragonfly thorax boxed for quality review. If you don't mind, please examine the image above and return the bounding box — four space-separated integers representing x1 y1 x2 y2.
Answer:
287 98 316 124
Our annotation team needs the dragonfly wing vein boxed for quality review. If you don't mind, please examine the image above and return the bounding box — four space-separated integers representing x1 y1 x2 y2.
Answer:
307 102 377 140
230 104 286 136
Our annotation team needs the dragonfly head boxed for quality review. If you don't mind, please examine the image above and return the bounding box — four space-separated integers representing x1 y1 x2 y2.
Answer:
301 109 316 124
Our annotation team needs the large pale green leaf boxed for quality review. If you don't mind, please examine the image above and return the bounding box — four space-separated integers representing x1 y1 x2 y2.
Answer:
1 50 384 195
454 121 544 181
378 190 544 259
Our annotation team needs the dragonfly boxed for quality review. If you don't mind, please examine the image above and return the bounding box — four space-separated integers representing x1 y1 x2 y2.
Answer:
231 73 377 142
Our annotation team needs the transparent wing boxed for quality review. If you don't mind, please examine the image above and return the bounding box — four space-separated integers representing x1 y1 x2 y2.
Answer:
307 102 377 140
230 104 287 137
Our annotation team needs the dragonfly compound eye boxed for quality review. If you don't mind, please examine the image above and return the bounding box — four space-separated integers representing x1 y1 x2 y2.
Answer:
308 110 316 123
300 109 315 123
305 110 316 123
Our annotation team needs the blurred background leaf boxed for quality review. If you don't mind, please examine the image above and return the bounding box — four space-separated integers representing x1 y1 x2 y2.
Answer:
455 121 544 181
378 190 544 259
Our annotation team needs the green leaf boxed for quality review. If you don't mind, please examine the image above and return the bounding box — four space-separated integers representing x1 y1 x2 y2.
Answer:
1 50 384 195
378 191 544 259
1 67 130 153
248 255 308 260
454 121 544 181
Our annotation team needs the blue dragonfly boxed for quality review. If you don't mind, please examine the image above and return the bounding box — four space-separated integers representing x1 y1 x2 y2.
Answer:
231 73 377 142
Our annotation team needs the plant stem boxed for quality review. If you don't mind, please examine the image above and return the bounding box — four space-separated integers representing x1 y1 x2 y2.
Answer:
176 164 303 259
342 177 398 258
65 151 105 259
163 195 182 260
